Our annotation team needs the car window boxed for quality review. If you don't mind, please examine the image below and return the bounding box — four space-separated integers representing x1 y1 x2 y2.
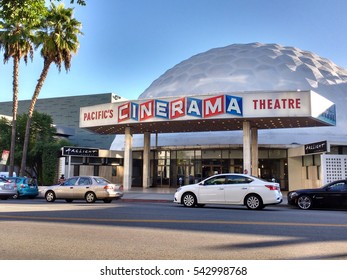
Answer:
63 177 78 186
328 182 347 191
27 178 36 185
225 175 253 184
94 177 110 184
78 177 92 185
204 176 226 185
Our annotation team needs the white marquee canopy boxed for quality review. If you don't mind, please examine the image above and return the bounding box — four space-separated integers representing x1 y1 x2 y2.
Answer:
80 90 335 135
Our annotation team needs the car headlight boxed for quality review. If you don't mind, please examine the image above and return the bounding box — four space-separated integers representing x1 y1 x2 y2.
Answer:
176 187 182 192
288 192 298 199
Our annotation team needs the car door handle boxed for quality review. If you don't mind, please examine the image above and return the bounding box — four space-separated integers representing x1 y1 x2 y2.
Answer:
242 187 248 190
218 187 224 190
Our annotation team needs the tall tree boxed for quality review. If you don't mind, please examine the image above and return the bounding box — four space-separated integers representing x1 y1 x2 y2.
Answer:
54 0 86 5
0 117 11 152
20 3 82 176
0 0 46 176
14 111 70 185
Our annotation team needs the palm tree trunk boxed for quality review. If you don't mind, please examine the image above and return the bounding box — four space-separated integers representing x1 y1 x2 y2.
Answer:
20 59 52 176
9 55 20 177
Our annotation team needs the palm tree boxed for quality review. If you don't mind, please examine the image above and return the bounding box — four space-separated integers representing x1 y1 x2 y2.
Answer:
20 3 82 176
0 21 35 176
0 0 46 176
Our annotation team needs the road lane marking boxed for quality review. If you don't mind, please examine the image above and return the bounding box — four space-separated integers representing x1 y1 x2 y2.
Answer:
0 214 347 228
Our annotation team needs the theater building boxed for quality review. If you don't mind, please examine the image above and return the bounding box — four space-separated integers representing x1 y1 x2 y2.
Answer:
2 43 347 191
80 89 336 191
79 43 347 191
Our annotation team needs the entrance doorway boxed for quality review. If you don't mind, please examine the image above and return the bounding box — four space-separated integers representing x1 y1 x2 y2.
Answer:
258 158 288 190
202 160 229 178
177 163 196 186
202 165 222 178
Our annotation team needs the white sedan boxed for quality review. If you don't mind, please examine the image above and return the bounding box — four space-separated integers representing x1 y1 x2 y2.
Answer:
174 173 283 210
44 176 123 203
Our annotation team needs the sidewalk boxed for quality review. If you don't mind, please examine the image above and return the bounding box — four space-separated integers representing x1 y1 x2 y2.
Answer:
122 187 176 203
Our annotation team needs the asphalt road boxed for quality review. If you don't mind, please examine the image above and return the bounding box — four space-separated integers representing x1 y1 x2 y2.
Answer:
1 199 347 260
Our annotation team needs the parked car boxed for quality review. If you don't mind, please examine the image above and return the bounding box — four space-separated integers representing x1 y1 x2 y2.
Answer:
44 176 123 203
288 179 347 210
7 177 38 199
0 176 17 200
174 173 283 210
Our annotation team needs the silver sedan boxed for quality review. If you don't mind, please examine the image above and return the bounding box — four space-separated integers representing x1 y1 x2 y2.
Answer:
44 176 123 203
0 177 17 200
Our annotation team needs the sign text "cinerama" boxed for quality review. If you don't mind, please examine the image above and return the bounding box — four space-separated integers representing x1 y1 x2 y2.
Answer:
118 95 243 122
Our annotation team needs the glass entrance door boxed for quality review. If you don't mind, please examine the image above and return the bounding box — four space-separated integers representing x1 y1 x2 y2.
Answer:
202 160 229 179
202 165 222 178
177 163 195 186
156 165 170 187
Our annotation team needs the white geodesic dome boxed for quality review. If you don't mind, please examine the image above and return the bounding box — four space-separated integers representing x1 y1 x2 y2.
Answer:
111 43 347 149
139 42 347 99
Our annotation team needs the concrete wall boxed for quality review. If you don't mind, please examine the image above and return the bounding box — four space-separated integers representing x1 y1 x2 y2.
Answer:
288 146 322 190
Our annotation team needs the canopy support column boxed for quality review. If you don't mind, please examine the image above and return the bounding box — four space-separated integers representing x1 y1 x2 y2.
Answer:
143 132 151 189
243 121 251 174
123 127 133 191
251 127 259 177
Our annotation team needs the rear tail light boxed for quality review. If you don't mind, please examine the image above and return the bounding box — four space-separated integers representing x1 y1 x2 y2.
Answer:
104 185 123 191
20 184 26 188
265 185 278 191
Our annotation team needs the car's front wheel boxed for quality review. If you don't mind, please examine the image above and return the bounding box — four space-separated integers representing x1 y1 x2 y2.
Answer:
45 191 56 202
245 194 263 210
297 195 312 210
182 192 197 207
85 192 96 203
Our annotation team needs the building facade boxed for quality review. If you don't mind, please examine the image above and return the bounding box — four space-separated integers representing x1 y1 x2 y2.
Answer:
2 43 347 190
79 90 336 191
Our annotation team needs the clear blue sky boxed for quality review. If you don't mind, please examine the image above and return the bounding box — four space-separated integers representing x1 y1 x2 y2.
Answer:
1 0 347 102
